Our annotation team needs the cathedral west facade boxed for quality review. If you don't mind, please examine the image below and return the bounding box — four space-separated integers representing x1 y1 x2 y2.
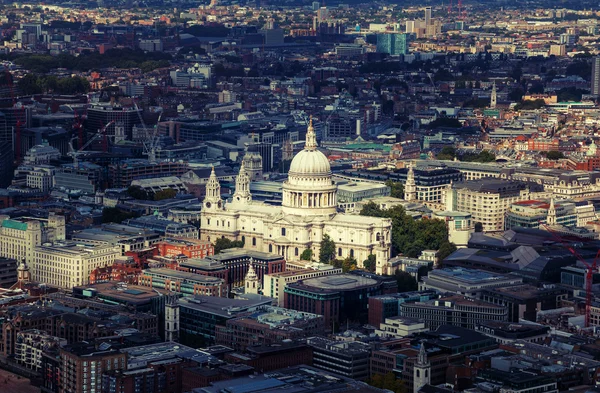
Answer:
200 120 392 271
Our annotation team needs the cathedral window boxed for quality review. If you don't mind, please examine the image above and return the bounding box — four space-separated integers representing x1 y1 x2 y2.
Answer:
338 248 342 257
350 249 354 258
242 236 245 244
207 219 210 226
252 238 256 246
269 245 273 253
295 248 299 256
281 228 286 236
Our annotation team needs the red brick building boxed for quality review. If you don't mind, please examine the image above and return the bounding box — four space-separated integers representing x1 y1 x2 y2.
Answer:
224 343 313 372
156 238 214 259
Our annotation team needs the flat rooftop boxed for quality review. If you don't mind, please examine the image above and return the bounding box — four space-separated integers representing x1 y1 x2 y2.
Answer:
300 274 379 290
429 267 517 284
143 268 224 284
179 294 273 317
74 282 168 304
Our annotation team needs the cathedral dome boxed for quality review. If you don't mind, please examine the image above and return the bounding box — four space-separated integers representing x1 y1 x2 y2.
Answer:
288 149 331 177
282 117 337 216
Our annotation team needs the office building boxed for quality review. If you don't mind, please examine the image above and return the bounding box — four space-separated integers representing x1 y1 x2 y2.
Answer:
368 290 439 326
424 7 432 26
592 57 600 96
420 267 522 297
0 141 13 188
375 316 428 339
71 224 161 255
263 267 342 306
0 257 17 288
174 294 274 346
445 179 545 232
479 284 567 322
284 272 397 330
550 44 566 56
108 160 188 189
0 214 65 266
32 242 120 289
139 268 227 297
156 238 214 259
307 337 371 381
475 321 550 344
400 296 509 330
376 33 411 55
215 306 325 350
505 199 577 229
86 104 142 139
54 163 103 195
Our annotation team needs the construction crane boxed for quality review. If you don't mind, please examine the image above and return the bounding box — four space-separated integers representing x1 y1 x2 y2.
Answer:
68 121 114 169
134 103 161 163
540 220 600 328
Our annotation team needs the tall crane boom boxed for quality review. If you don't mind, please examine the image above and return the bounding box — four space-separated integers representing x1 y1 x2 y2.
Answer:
68 121 115 168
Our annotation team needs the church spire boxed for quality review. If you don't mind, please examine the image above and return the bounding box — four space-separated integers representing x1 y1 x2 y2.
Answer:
417 342 428 366
244 259 261 295
547 197 557 226
405 162 416 201
305 116 317 151
490 82 497 109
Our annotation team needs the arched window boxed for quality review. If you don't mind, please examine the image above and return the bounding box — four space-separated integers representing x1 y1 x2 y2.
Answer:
338 248 342 257
295 247 299 256
242 236 245 244
269 244 273 253
350 249 354 258
376 232 381 241
252 237 256 246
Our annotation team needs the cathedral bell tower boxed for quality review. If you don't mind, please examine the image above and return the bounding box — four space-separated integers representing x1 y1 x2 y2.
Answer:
413 342 431 393
231 161 252 205
204 166 223 210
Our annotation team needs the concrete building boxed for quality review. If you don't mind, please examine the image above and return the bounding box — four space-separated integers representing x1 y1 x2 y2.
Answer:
445 179 545 232
419 267 522 297
71 224 161 255
263 267 342 306
592 56 600 97
432 211 473 247
375 316 428 339
307 337 371 381
368 290 440 327
0 214 66 266
215 306 325 351
284 272 397 330
401 296 509 330
32 242 120 289
475 321 550 344
139 268 227 297
175 294 274 346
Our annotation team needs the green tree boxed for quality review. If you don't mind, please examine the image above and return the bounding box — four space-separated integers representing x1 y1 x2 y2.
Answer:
300 249 313 261
385 180 404 199
395 270 418 291
437 146 456 160
437 242 457 263
363 254 376 272
126 185 150 200
545 150 564 160
319 234 336 264
342 256 357 272
214 237 244 253
154 188 177 201
101 207 136 224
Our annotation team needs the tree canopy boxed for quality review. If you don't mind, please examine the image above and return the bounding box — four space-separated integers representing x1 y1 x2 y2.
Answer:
214 238 244 254
385 180 404 199
359 202 449 258
319 234 336 264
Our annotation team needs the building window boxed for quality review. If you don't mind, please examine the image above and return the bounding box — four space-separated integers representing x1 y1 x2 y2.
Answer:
269 244 273 252
350 249 354 258
295 247 299 256
242 236 245 244
252 237 256 246
338 248 342 257
281 228 286 236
